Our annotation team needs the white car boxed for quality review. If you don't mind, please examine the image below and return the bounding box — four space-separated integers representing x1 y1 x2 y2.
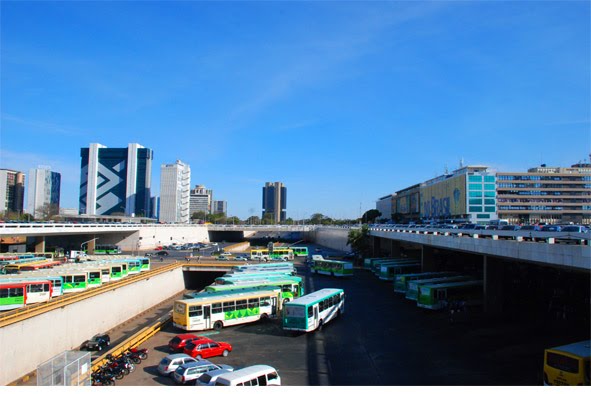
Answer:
157 354 197 376
172 360 234 385
220 252 232 256
196 369 234 386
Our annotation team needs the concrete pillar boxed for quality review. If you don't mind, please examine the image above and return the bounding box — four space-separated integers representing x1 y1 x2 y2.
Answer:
390 239 401 257
87 238 96 255
421 245 437 272
483 255 504 317
33 237 45 253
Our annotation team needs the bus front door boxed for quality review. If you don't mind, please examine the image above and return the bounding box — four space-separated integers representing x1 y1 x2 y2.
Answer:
204 305 211 328
314 305 319 329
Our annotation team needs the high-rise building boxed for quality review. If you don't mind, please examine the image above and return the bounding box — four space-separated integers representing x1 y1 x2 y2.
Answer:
26 166 61 219
212 200 227 216
189 185 213 218
159 160 191 223
79 143 153 217
262 181 287 223
0 169 25 215
497 162 591 225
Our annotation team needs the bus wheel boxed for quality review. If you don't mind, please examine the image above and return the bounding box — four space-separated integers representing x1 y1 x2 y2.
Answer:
213 321 223 331
260 313 268 321
318 319 323 331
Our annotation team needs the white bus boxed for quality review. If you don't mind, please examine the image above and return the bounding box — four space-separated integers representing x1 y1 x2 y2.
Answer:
232 262 296 275
282 288 345 333
173 288 282 331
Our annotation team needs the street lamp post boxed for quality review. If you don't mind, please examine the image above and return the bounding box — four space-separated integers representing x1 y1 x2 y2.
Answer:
80 238 99 254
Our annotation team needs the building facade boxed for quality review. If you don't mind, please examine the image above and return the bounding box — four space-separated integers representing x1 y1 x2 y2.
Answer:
262 182 287 223
26 167 61 219
420 165 497 224
189 185 213 218
393 184 421 223
497 163 591 225
376 194 395 221
79 143 153 217
212 200 227 216
159 160 191 223
0 169 25 215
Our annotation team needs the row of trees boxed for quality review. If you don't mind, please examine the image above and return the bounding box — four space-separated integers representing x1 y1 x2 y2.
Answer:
189 211 376 225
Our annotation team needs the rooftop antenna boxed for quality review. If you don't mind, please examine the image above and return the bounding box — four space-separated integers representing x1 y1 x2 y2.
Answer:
444 164 449 175
459 158 464 168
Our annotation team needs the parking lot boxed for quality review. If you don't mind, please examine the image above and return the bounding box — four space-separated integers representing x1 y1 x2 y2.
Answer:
113 251 587 386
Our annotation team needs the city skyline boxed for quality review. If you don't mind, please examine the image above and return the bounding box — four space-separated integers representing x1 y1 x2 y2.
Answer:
1 1 589 219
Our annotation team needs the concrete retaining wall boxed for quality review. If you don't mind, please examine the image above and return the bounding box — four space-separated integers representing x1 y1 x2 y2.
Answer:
118 226 210 251
0 267 185 386
311 228 351 252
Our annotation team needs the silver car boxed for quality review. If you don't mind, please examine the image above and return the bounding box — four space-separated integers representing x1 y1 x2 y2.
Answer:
172 360 234 385
196 368 235 386
157 353 197 376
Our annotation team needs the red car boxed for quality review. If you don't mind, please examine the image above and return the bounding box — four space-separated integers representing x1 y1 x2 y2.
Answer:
169 334 205 352
183 339 232 360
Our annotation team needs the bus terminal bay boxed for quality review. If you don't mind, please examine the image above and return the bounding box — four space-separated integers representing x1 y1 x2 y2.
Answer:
4 241 588 387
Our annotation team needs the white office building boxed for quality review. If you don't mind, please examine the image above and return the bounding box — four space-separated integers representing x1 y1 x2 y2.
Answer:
189 185 213 217
26 166 61 219
159 160 191 223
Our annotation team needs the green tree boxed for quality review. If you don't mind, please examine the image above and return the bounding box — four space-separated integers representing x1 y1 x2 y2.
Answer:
347 224 370 261
309 213 325 224
247 216 260 225
284 217 294 225
261 213 275 224
362 209 381 224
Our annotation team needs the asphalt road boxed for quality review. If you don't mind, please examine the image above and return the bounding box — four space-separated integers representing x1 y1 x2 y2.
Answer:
113 252 586 386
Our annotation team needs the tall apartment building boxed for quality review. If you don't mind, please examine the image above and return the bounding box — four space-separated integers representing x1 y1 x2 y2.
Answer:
26 166 61 219
189 185 213 218
262 181 287 223
159 160 191 223
497 163 591 225
212 200 227 216
79 143 153 217
0 169 25 215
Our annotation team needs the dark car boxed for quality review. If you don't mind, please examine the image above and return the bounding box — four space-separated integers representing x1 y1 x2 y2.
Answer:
145 250 169 257
561 225 588 233
169 334 206 352
500 225 521 231
520 225 542 231
81 333 110 351
541 225 562 232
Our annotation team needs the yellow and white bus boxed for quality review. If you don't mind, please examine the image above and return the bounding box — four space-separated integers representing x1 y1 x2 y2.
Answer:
173 287 282 331
544 340 590 386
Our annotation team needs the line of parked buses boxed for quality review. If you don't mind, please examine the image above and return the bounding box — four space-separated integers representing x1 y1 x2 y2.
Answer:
362 255 590 386
0 252 151 311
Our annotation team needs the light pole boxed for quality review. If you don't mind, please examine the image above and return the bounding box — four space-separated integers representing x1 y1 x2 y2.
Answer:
80 238 99 254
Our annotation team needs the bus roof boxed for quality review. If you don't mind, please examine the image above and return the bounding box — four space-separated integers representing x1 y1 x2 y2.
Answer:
409 276 473 286
549 340 591 358
285 288 343 306
396 271 456 279
179 288 281 303
420 280 483 290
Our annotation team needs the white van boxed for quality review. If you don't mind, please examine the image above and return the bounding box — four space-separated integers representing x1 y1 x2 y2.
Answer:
214 365 281 386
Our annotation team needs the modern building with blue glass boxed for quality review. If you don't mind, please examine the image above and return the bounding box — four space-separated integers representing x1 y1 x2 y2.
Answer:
79 143 153 217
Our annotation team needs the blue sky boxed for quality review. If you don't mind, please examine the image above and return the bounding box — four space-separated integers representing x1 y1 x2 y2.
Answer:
1 1 589 220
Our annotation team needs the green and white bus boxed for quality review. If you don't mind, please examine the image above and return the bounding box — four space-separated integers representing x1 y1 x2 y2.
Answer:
417 280 483 310
91 244 122 255
215 272 292 285
405 275 474 301
291 247 309 257
53 271 90 293
310 259 353 277
173 287 282 331
363 257 410 270
372 258 419 276
282 288 345 333
249 248 294 261
377 262 421 281
393 271 457 293
203 276 303 304
233 262 296 275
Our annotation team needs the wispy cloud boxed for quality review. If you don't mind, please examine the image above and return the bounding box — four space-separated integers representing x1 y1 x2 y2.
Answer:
1 113 86 137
